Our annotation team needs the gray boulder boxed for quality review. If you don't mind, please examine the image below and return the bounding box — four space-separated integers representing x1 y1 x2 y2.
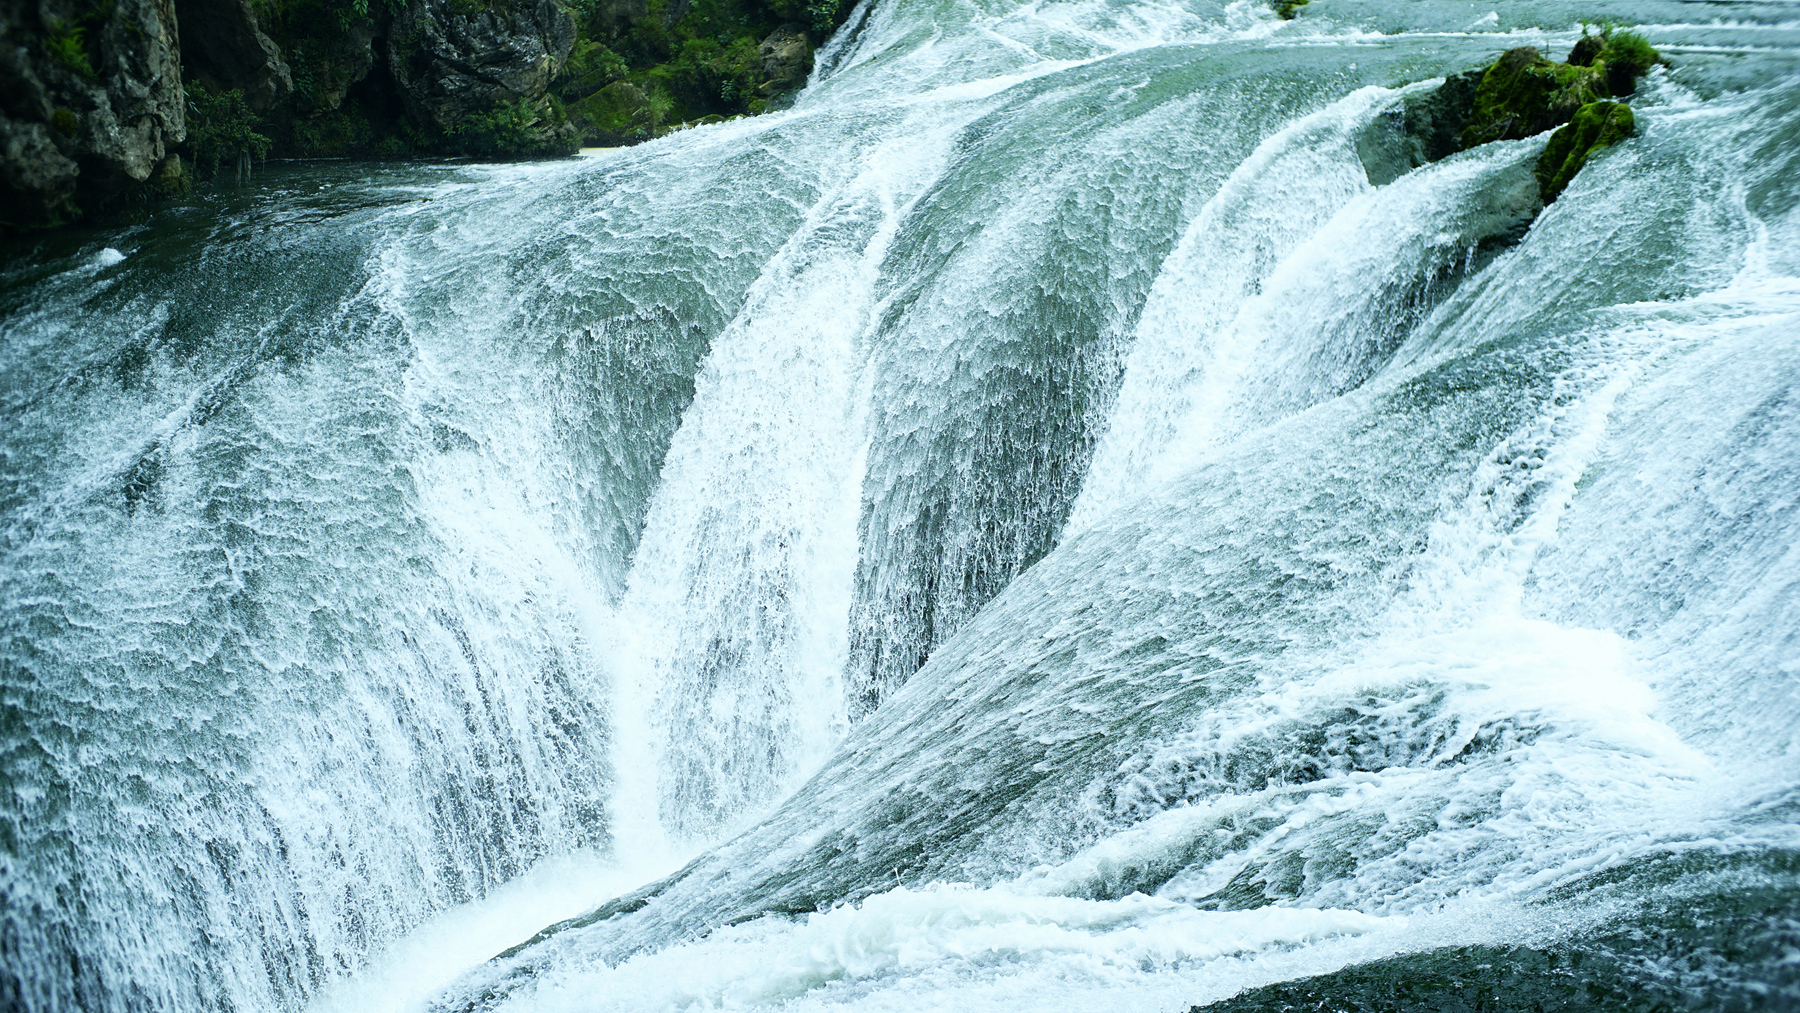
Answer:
754 24 811 97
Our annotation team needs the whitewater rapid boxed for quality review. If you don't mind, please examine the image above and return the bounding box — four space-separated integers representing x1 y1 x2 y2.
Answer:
2 0 1798 1011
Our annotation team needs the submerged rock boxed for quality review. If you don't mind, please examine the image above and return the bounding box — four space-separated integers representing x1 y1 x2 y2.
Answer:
1536 100 1634 203
1194 857 1800 1011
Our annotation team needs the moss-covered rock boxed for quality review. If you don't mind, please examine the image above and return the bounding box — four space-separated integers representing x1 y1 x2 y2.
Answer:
1535 99 1633 202
1460 46 1609 148
1459 30 1659 151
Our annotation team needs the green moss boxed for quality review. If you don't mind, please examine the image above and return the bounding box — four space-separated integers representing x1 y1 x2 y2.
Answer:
1461 46 1608 148
51 108 80 136
1272 0 1308 19
1457 27 1658 152
1535 99 1634 202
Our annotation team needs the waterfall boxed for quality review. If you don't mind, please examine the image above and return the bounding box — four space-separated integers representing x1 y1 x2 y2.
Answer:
3 2 1798 1012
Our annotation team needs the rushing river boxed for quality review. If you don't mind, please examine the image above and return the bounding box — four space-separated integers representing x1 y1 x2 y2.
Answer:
4 1 1799 1011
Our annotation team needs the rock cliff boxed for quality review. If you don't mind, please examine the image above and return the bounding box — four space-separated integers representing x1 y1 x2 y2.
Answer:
1 0 186 229
2 0 858 231
388 0 575 140
1 0 585 231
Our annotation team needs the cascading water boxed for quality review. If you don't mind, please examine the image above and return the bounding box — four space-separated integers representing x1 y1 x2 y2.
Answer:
3 1 1798 1011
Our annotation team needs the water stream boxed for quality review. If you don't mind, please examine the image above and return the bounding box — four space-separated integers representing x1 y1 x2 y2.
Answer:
3 1 1798 1011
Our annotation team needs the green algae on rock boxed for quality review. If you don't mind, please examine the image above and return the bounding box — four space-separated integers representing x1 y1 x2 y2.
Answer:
1459 30 1658 150
1460 46 1609 148
1537 100 1634 203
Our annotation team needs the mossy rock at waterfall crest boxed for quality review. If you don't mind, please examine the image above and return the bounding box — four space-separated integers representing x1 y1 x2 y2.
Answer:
1536 100 1634 203
1460 46 1611 148
1459 29 1659 150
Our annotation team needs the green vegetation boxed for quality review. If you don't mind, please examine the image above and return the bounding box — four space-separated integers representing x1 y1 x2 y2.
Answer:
185 82 273 175
1272 0 1308 19
45 18 98 79
1599 28 1659 92
1536 100 1634 201
553 0 844 143
1461 47 1609 147
450 97 576 155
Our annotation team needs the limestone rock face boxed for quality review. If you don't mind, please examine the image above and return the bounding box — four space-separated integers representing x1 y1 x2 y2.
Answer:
0 0 186 228
754 24 810 97
286 20 378 115
172 0 292 109
387 0 576 134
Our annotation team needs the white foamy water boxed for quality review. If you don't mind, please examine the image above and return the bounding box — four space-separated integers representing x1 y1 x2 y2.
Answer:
3 1 1797 1012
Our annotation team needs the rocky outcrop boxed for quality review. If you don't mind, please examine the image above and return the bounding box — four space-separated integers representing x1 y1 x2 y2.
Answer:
1355 67 1484 186
1461 34 1657 203
172 0 290 109
1359 33 1657 209
0 0 185 228
285 20 378 116
387 0 576 135
753 24 810 97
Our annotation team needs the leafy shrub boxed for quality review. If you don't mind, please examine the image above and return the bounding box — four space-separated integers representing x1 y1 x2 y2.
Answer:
185 82 273 175
1600 30 1659 78
448 97 573 155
